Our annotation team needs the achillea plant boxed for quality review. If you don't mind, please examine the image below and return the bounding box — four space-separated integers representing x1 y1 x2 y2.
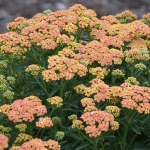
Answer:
0 3 150 150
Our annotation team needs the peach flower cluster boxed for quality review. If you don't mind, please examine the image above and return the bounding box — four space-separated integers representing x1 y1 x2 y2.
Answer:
0 99 47 123
0 134 9 150
72 120 84 130
124 48 150 63
36 117 53 128
10 138 61 150
120 83 150 114
23 95 42 104
47 96 63 108
80 110 118 137
42 55 88 81
0 32 31 56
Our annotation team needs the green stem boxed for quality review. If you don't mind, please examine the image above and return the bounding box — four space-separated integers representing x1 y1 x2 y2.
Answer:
78 130 93 144
77 130 88 150
27 122 32 136
126 114 150 150
49 107 55 118
117 130 123 143
40 128 45 139
69 75 77 99
35 128 42 137
122 110 132 150
94 137 99 150
34 76 49 97
112 77 116 86
60 78 64 99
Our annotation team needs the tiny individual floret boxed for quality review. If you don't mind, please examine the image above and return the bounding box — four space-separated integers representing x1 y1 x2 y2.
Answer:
14 133 33 146
55 131 65 141
36 117 53 128
72 120 84 130
47 96 63 108
125 77 139 85
52 117 62 126
15 124 27 133
68 114 78 121
0 134 9 150
105 106 121 117
110 121 119 130
135 63 146 71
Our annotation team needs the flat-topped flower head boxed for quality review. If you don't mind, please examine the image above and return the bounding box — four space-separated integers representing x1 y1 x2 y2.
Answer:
68 114 78 121
80 110 117 137
14 133 33 146
15 124 27 133
72 120 84 130
55 131 65 141
3 90 14 101
1 99 47 123
84 106 98 112
47 96 63 108
115 10 137 23
125 77 139 85
135 63 146 71
6 76 15 85
69 4 87 16
142 13 150 24
81 97 95 107
23 95 42 104
36 117 53 128
124 48 150 64
89 67 108 79
112 69 125 78
101 15 120 24
63 23 78 34
110 121 119 130
42 56 88 81
105 106 121 117
25 64 45 76
0 134 9 150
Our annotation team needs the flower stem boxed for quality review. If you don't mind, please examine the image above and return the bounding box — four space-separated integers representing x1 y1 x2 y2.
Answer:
34 76 49 97
77 130 88 150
